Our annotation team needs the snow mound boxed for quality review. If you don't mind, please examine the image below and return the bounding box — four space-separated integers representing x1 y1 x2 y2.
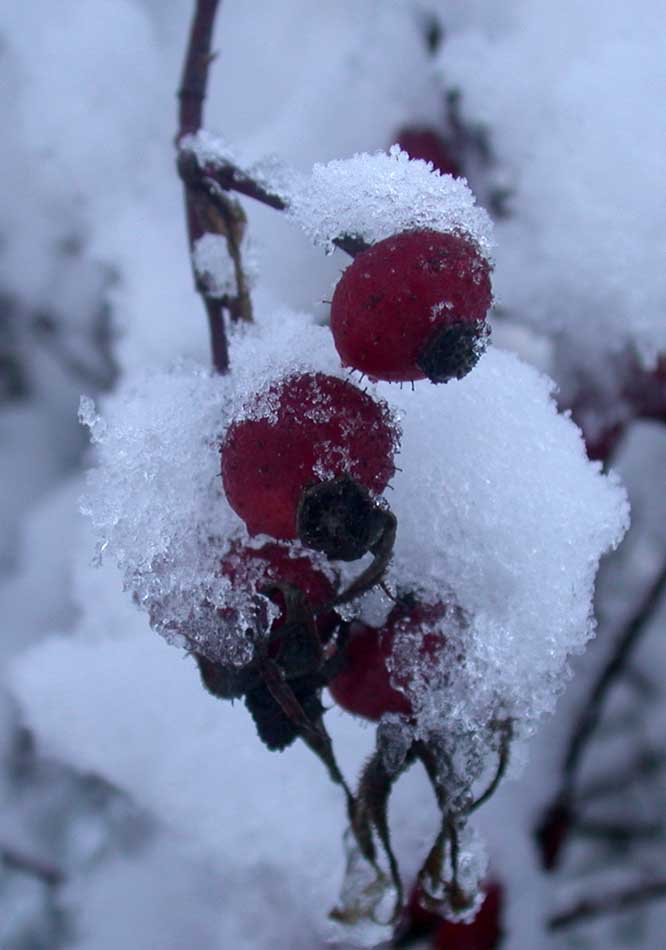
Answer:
376 347 629 740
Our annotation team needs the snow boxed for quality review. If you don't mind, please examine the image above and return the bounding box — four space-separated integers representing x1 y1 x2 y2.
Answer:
379 347 628 740
192 235 237 301
289 146 494 256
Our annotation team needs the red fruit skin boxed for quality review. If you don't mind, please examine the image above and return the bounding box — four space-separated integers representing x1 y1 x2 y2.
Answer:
328 620 412 720
220 541 337 643
396 127 462 178
328 602 446 721
221 373 398 539
330 230 492 383
431 882 504 950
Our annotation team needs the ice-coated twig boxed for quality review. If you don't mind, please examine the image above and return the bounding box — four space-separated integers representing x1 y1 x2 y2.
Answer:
468 719 513 814
548 879 666 931
177 0 253 375
177 146 370 259
352 744 416 918
536 558 666 869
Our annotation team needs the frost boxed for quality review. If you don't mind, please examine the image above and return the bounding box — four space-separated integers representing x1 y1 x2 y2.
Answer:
77 316 374 667
79 366 251 665
183 130 295 204
377 347 629 745
192 234 257 300
80 333 629 785
377 713 414 774
288 146 494 255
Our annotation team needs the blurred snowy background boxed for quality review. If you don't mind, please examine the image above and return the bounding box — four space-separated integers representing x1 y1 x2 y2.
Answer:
1 1 665 947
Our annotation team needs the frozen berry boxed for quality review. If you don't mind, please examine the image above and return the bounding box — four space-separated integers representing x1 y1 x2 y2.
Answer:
196 541 338 700
221 544 336 653
396 126 462 178
330 229 492 383
221 373 399 548
329 599 447 721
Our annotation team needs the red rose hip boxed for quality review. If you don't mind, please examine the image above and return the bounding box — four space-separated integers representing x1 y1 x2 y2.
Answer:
330 229 492 384
396 126 462 178
329 600 447 721
220 373 399 556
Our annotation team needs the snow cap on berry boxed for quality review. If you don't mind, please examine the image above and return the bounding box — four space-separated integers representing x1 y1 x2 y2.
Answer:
288 145 494 256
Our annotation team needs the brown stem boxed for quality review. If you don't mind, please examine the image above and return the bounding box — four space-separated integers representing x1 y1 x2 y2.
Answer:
177 148 369 258
548 879 666 931
259 657 354 813
468 720 512 814
177 0 253 374
353 745 414 916
177 0 220 139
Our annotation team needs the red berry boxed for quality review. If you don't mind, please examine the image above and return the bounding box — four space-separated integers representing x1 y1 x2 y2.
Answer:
396 126 462 178
220 541 336 638
431 882 504 950
329 600 447 721
197 542 337 699
330 230 492 383
220 372 399 542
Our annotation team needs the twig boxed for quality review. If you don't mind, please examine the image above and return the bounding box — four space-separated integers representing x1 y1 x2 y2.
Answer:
536 560 666 870
1 845 65 887
178 150 287 211
177 148 369 258
535 561 666 870
548 879 666 930
177 0 253 374
563 560 666 792
468 720 512 814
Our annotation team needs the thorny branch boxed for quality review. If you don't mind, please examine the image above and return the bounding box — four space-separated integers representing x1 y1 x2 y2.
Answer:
177 0 253 375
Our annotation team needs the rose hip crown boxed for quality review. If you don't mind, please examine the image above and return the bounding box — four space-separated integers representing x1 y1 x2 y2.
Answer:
330 229 492 384
220 372 399 553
